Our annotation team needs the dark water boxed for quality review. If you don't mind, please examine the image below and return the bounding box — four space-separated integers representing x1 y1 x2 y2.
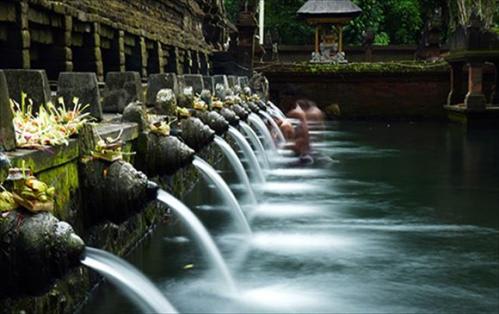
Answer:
81 121 499 314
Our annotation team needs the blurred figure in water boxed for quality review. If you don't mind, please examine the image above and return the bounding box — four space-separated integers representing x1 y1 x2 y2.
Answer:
287 101 313 164
277 117 295 141
303 101 325 129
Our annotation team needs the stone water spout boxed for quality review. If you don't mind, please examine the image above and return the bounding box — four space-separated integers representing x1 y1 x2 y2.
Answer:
231 104 250 121
0 212 84 297
137 134 195 176
195 111 229 135
246 101 261 113
219 108 240 126
122 102 194 176
177 117 216 152
80 159 159 224
212 100 240 126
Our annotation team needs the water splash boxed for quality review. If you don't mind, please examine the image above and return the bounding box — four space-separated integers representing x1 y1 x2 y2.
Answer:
248 113 277 151
193 156 252 235
214 135 257 204
157 189 237 293
81 247 178 314
240 121 270 169
228 126 266 183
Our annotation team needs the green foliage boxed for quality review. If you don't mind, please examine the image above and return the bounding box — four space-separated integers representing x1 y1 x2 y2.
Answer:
344 0 423 46
343 0 385 45
223 0 498 46
224 0 240 23
383 0 422 44
265 0 314 45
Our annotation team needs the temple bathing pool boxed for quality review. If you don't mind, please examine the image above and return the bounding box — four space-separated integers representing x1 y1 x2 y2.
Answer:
81 121 499 314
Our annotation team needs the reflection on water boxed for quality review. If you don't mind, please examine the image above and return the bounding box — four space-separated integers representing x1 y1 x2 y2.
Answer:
82 121 499 314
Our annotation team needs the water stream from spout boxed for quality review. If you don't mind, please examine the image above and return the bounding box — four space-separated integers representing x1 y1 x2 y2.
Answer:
157 189 237 293
240 121 270 169
259 110 286 145
81 247 178 314
268 101 286 119
248 113 277 151
214 136 257 204
228 126 266 184
193 156 252 235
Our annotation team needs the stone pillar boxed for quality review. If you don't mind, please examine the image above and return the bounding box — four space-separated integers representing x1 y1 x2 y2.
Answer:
491 60 499 105
93 23 104 81
19 1 30 69
0 71 16 151
175 48 184 75
63 16 73 72
118 31 126 72
447 61 466 106
140 36 147 77
186 50 192 74
464 62 487 110
157 42 165 74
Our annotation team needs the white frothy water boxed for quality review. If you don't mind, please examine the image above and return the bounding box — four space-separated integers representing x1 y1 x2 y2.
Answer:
214 136 257 204
248 113 277 151
157 189 237 293
81 247 178 314
193 156 252 235
240 121 270 169
228 126 266 183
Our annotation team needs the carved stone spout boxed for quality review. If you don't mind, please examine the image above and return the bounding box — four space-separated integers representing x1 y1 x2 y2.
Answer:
246 101 261 113
136 133 195 176
177 117 215 152
0 212 85 297
232 104 250 121
219 108 240 126
80 160 158 225
196 111 230 135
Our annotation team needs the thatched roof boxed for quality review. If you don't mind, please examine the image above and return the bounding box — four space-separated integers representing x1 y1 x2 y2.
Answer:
297 0 362 19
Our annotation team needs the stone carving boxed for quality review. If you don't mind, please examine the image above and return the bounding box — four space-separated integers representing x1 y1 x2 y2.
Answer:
156 88 177 116
146 73 179 107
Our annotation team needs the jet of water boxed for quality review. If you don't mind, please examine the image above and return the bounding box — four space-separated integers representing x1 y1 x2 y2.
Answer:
228 126 266 184
157 189 237 293
248 113 277 151
214 135 257 204
240 121 270 169
259 110 286 145
193 156 252 235
81 247 178 314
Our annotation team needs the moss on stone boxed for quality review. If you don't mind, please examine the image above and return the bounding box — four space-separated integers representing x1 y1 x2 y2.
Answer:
260 61 450 74
37 162 80 224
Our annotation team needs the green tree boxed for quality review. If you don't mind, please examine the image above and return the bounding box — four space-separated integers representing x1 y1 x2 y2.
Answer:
223 0 466 46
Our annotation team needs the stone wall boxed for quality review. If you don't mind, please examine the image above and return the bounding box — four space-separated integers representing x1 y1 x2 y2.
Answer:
262 45 449 63
0 0 231 80
262 65 452 119
0 125 232 314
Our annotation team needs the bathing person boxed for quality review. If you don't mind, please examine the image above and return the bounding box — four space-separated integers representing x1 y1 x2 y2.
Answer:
287 101 312 164
303 101 325 128
277 117 295 141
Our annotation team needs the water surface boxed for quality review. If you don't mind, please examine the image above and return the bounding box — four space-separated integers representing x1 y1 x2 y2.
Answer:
81 121 499 314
